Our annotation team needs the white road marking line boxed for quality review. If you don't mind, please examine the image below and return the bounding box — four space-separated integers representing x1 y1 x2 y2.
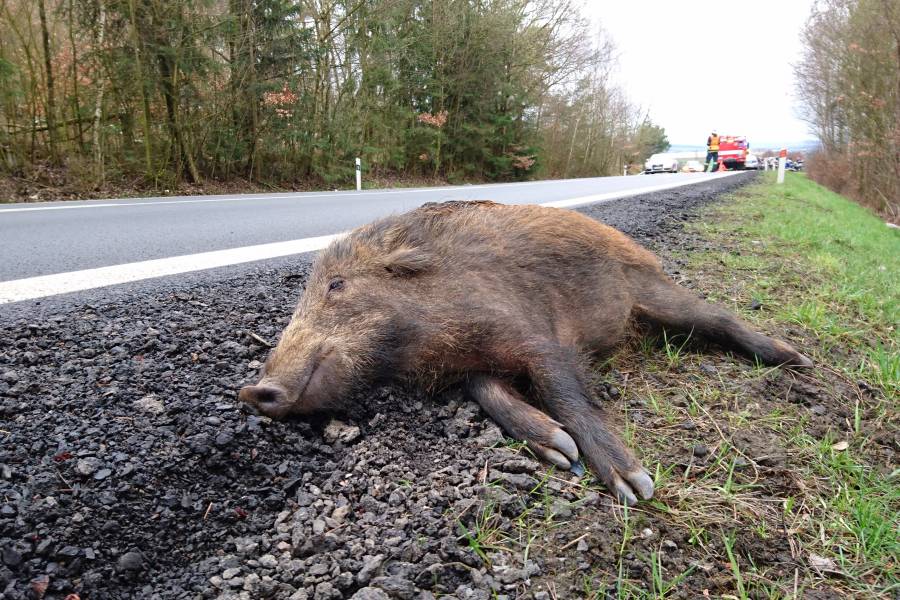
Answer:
542 172 738 208
0 234 343 304
0 172 740 303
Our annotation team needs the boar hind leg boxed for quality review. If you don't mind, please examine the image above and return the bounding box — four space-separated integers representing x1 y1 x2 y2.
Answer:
632 273 812 368
530 348 654 506
466 375 580 470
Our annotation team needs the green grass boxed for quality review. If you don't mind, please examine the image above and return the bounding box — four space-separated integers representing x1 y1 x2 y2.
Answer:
692 172 899 396
671 172 899 596
455 173 898 599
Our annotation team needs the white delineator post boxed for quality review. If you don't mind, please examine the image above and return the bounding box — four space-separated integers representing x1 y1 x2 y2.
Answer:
623 165 628 176
355 157 362 191
777 148 787 184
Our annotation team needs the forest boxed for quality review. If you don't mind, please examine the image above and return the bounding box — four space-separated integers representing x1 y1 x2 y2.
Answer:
796 0 900 219
0 0 669 198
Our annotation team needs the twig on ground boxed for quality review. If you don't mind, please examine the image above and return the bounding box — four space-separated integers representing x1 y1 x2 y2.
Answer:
246 331 274 347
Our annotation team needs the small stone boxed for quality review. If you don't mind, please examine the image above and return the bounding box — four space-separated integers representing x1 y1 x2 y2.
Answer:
575 538 589 552
75 457 101 477
57 546 80 559
357 554 385 585
133 394 165 414
350 588 390 600
692 444 709 457
117 550 144 571
331 505 350 523
661 539 678 551
640 528 654 539
243 573 261 592
2 547 22 567
749 299 762 310
323 420 361 444
314 581 337 599
222 567 242 579
258 554 278 569
94 468 113 480
810 405 827 416
312 519 326 535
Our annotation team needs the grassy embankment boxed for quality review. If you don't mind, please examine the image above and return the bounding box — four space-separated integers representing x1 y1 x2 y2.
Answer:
460 172 898 598
639 171 898 598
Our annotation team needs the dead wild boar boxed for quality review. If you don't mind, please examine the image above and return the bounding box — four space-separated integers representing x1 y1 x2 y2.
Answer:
239 200 811 505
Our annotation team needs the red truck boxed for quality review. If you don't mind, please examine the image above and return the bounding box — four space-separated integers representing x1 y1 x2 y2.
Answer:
717 135 750 170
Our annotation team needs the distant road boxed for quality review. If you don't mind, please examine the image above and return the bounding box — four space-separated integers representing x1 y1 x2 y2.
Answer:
0 172 739 304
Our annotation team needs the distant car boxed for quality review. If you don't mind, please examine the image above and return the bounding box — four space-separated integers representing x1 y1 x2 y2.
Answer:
644 154 679 174
744 154 759 169
681 160 705 173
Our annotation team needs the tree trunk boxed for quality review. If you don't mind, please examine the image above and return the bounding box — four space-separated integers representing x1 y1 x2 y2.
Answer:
92 0 107 183
68 0 85 151
37 0 59 163
157 50 199 183
129 0 153 180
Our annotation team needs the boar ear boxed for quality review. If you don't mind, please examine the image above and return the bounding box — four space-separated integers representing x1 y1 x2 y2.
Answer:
383 246 433 277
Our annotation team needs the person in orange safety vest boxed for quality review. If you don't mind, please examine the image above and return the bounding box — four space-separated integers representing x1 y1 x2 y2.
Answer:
706 131 720 171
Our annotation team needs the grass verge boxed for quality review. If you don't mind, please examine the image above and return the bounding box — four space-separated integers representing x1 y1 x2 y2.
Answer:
467 172 898 598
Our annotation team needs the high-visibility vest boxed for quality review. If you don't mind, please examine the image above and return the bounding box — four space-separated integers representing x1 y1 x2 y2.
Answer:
708 135 720 151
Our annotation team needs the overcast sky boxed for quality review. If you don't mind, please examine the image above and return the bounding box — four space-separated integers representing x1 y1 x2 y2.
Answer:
584 1 817 148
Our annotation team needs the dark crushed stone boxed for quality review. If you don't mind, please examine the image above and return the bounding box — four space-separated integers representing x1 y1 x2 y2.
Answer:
0 174 759 598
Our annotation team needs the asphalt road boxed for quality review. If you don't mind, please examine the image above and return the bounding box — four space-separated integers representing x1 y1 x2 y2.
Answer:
0 172 737 307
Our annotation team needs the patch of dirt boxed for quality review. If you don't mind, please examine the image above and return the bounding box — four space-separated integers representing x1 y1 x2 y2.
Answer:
3 172 890 599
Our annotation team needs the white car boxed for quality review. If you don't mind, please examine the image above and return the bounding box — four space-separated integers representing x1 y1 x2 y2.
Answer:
644 154 679 174
744 154 759 169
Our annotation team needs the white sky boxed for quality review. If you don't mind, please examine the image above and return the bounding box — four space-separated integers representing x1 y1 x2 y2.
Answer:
584 1 817 148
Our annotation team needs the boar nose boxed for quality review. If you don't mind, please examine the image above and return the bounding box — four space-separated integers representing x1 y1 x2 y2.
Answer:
239 383 288 411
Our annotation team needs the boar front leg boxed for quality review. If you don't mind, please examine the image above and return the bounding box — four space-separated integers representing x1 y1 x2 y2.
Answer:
466 374 580 470
529 346 654 506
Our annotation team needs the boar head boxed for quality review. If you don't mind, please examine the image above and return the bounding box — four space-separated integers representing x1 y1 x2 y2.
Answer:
239 229 434 418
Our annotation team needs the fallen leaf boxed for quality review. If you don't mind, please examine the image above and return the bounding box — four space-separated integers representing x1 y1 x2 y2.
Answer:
831 441 849 451
809 553 840 573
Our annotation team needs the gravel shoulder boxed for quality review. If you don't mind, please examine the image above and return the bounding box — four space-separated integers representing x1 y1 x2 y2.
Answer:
5 171 875 600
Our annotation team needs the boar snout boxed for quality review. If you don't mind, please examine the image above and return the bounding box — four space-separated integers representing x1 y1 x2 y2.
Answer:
239 345 342 418
239 382 291 418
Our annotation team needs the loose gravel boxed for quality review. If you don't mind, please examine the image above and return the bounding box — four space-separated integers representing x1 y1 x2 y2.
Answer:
0 173 756 599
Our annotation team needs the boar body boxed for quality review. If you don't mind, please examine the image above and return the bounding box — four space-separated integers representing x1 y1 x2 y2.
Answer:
240 200 810 505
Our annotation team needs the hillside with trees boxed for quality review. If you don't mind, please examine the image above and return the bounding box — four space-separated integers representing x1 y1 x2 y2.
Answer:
796 0 899 220
0 0 668 200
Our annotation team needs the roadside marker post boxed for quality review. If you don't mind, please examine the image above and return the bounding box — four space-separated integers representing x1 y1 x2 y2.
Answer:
777 148 787 184
355 157 362 191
